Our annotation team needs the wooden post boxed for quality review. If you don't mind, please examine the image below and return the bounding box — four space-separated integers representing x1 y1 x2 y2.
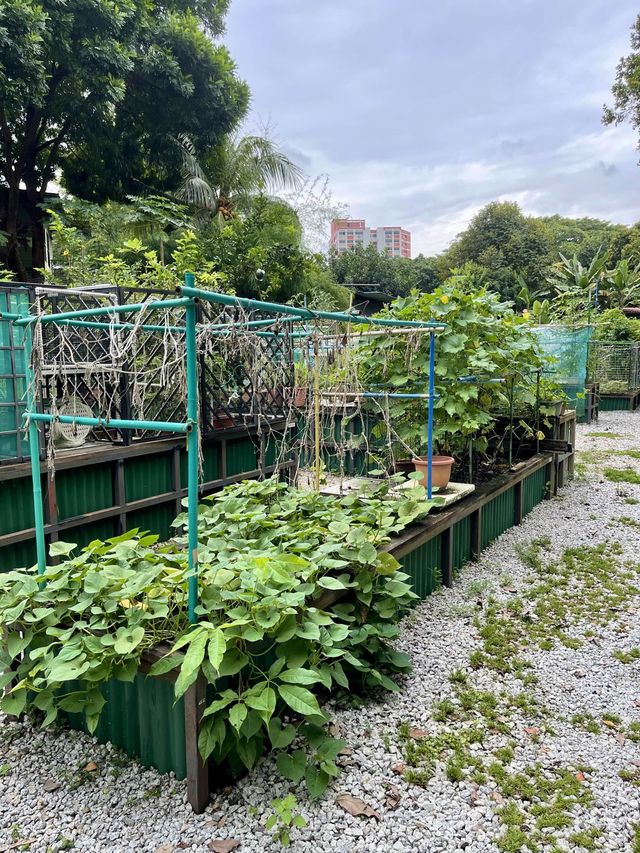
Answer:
440 527 454 587
514 480 524 526
470 507 482 561
184 673 209 814
113 459 127 535
44 471 59 559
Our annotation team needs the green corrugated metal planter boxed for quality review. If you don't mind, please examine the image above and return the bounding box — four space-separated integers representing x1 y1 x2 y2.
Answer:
523 467 547 517
452 517 471 575
125 454 172 502
0 477 34 535
128 505 175 540
0 539 36 572
399 535 442 599
226 437 256 476
56 463 113 521
481 487 515 550
599 395 635 411
65 673 187 778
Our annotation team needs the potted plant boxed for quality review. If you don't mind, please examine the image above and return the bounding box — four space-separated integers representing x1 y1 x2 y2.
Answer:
412 454 455 490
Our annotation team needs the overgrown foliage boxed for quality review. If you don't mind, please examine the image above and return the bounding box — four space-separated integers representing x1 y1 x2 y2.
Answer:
357 276 547 456
0 478 431 796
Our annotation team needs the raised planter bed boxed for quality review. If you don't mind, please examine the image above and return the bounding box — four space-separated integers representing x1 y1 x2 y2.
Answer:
599 390 640 412
59 447 568 813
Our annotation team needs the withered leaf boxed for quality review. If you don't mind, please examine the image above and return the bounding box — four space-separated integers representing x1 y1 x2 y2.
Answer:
84 761 98 772
523 726 540 736
335 793 380 819
43 779 61 792
391 762 406 775
408 727 428 740
208 841 240 853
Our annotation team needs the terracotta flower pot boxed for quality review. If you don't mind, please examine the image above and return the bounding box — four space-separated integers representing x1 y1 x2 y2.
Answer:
412 455 455 490
293 386 308 408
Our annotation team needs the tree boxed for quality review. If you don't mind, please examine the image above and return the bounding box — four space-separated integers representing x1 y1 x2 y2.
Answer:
540 215 629 267
0 0 248 280
176 131 303 223
603 14 640 147
439 202 554 300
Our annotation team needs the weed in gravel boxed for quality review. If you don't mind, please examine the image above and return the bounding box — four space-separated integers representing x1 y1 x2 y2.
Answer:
571 713 602 734
613 647 640 663
0 763 9 776
568 828 603 851
448 668 468 685
626 722 640 743
625 497 640 505
605 467 640 484
633 823 640 853
586 432 625 439
465 579 493 600
619 767 640 786
612 516 640 530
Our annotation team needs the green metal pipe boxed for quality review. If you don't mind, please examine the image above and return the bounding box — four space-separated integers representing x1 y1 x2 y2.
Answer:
56 318 186 334
22 312 47 575
180 285 446 331
14 297 192 326
26 412 191 434
184 277 199 624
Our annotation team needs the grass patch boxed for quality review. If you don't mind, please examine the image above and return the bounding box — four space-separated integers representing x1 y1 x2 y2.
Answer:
613 647 640 664
605 467 640 485
586 432 625 439
625 497 640 505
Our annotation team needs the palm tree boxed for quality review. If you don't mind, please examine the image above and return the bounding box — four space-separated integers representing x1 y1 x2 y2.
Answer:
603 259 640 309
176 132 303 224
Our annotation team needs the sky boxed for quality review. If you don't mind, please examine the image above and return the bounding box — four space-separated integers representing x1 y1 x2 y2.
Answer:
225 0 640 257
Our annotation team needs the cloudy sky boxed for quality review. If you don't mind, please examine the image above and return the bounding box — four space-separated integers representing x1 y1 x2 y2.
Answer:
225 1 640 256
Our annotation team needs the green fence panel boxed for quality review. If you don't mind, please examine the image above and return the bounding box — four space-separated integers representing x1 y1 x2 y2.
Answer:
226 436 257 476
0 288 29 462
0 539 37 572
523 467 548 516
399 535 442 599
128 504 175 541
56 463 113 521
481 487 515 550
65 674 187 779
452 516 472 575
125 454 173 502
599 395 634 412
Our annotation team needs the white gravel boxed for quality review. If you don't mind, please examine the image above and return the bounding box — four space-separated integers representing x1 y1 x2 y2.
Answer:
2 410 640 853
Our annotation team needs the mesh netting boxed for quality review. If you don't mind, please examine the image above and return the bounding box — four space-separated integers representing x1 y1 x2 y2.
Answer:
532 325 592 418
588 341 640 394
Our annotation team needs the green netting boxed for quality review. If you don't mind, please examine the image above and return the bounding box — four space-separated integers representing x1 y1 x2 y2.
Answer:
0 287 29 462
532 325 592 419
588 341 640 394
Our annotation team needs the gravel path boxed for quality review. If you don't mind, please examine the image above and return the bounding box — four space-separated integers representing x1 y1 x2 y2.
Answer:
2 411 640 853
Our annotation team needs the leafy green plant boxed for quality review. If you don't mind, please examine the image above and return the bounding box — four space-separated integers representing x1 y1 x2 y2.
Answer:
357 279 546 458
0 477 431 797
265 794 307 847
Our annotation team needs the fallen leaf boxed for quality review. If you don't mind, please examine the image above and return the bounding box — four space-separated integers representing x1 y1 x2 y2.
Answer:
634 700 640 708
408 727 428 740
524 727 540 736
43 779 60 792
155 846 174 853
384 783 401 810
575 771 586 783
490 792 504 804
391 763 406 776
216 817 228 828
616 733 627 746
338 747 354 756
208 841 240 853
83 761 98 772
602 719 619 730
335 793 380 819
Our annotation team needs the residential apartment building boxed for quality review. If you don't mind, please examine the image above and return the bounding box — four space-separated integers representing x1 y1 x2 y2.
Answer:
330 219 411 258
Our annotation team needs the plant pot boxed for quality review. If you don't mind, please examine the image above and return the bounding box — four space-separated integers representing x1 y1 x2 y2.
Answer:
293 386 308 408
392 459 415 475
412 455 455 490
212 410 235 430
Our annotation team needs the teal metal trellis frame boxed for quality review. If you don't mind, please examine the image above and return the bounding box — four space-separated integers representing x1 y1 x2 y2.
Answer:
1 273 445 624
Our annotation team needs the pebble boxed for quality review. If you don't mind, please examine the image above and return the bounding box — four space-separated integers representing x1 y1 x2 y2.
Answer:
1 412 640 851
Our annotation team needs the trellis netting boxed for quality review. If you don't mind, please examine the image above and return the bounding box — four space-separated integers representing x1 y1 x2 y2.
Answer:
532 325 592 419
588 341 640 394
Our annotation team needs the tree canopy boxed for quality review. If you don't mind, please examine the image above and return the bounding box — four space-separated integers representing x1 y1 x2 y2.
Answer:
0 0 248 278
603 13 640 147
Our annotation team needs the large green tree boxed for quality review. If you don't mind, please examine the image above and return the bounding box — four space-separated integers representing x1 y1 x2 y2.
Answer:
603 13 640 146
0 0 248 279
439 201 554 300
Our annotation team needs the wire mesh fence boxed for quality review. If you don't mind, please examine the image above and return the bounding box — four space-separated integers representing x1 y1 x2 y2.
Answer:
588 341 640 394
